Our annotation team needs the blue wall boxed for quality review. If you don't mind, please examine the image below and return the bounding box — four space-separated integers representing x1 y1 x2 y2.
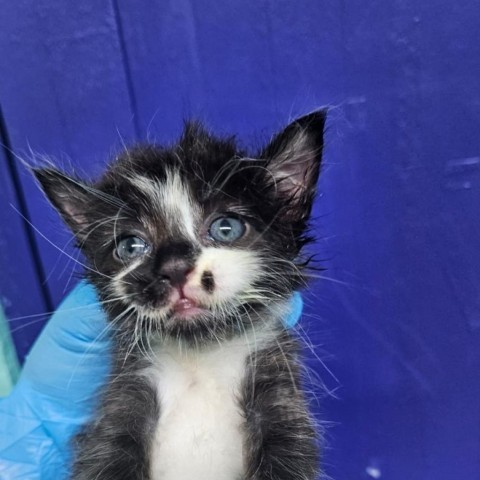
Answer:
1 1 479 478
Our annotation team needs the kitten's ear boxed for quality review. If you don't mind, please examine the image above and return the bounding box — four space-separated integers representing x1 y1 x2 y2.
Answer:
34 168 91 236
261 109 327 218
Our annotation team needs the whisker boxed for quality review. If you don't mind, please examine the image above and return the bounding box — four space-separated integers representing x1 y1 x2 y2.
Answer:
7 294 137 323
10 204 115 280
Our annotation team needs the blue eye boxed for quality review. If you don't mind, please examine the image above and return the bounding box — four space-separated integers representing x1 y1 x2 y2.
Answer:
209 217 246 242
115 236 149 261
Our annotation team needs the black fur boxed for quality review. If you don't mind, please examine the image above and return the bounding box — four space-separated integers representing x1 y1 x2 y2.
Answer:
34 110 327 480
71 358 159 480
243 332 319 480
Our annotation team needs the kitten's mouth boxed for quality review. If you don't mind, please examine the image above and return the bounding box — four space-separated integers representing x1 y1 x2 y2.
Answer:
171 289 209 319
173 298 206 318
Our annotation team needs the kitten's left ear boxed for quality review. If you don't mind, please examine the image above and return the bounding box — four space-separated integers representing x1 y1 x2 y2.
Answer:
261 109 327 218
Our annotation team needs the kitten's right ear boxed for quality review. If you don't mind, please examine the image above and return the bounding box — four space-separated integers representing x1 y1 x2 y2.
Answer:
34 168 91 235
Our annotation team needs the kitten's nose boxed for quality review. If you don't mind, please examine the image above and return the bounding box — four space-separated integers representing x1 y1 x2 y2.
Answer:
159 258 193 287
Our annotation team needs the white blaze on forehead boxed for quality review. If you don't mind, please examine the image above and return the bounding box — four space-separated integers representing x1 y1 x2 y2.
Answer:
128 170 199 240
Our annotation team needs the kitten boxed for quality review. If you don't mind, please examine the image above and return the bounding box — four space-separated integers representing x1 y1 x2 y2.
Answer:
34 110 327 480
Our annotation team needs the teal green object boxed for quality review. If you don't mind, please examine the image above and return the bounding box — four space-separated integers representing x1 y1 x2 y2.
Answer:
0 281 302 479
0 304 20 397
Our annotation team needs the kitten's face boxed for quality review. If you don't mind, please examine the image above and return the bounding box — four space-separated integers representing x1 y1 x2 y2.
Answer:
35 111 326 344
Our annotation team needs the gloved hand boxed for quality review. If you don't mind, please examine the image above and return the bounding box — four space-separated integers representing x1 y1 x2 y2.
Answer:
0 281 302 480
0 281 111 480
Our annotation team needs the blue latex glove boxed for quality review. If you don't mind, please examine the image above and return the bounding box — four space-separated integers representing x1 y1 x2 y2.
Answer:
0 281 302 479
0 281 111 480
284 291 303 329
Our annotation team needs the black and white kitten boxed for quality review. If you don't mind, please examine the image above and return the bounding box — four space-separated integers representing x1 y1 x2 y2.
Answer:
34 110 327 480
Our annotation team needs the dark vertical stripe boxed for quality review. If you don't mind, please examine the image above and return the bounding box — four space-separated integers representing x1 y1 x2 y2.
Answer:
0 104 54 312
111 0 141 140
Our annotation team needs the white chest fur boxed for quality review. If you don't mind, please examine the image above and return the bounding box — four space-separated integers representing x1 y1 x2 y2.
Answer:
145 334 269 480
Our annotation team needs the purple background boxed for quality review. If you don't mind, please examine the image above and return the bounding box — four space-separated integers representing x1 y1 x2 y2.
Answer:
1 1 479 478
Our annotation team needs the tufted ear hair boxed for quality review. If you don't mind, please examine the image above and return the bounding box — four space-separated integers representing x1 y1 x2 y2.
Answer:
261 109 327 219
34 168 92 237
